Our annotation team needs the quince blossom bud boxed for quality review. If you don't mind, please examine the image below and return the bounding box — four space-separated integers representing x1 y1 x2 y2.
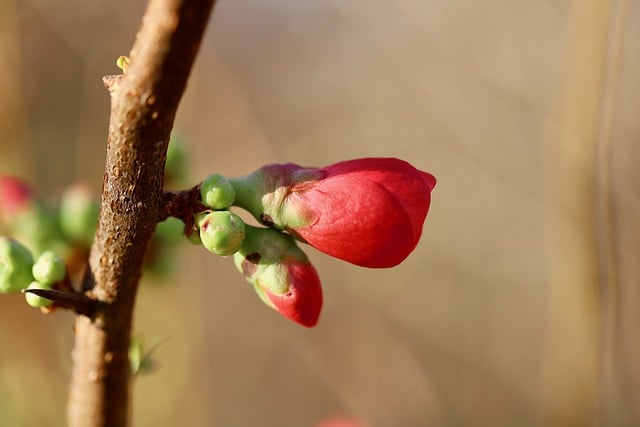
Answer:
32 250 66 286
199 174 236 209
196 211 245 256
230 158 436 268
233 226 322 327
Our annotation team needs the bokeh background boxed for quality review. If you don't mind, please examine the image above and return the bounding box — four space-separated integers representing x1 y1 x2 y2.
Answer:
1 0 639 426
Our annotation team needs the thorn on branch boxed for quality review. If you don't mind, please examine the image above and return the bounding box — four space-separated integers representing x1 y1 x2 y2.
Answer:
23 288 99 317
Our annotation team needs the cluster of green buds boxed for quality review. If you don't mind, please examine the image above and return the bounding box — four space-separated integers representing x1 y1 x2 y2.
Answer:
0 237 66 309
0 175 89 310
0 134 190 309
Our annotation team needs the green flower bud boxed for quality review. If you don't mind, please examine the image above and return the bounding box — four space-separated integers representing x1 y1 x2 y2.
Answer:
187 230 202 245
197 211 245 256
154 217 185 244
12 202 63 255
58 183 99 247
24 281 53 308
0 237 34 293
199 174 236 210
32 250 66 286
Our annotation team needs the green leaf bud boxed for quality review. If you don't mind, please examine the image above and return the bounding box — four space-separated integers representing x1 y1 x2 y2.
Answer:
0 237 34 293
199 174 236 210
32 250 66 286
129 335 144 375
24 281 53 308
116 55 130 73
197 211 245 256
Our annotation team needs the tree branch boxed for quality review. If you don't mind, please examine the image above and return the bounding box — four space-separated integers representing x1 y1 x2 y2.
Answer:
67 1 215 426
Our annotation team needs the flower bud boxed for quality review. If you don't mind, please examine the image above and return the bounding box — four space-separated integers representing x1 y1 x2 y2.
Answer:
24 281 53 308
233 226 322 327
154 217 185 244
58 183 99 247
199 174 236 209
32 250 66 286
230 158 436 268
0 237 34 293
197 211 245 256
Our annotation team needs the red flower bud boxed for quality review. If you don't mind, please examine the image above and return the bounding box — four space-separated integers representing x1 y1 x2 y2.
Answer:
234 226 322 327
231 158 435 268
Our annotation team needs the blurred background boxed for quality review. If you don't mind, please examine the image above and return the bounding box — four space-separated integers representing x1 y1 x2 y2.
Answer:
0 0 639 426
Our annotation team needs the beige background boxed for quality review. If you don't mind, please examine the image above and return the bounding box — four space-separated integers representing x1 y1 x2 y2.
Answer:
0 0 638 426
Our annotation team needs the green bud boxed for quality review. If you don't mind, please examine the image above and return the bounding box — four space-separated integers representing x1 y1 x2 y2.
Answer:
187 230 202 245
59 183 99 247
11 202 63 255
154 217 185 244
0 237 34 293
129 334 144 375
24 281 53 308
32 250 66 286
116 55 130 73
197 211 245 256
200 174 236 209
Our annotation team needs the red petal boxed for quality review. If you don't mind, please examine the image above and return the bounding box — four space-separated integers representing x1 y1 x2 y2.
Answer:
262 260 323 327
288 158 434 267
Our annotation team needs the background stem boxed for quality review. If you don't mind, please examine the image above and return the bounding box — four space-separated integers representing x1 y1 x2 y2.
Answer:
67 1 215 426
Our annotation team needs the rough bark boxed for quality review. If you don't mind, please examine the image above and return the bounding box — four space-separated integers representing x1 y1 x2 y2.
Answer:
67 1 215 426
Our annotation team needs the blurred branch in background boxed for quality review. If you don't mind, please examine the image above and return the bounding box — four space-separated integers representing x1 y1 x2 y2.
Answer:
543 0 635 426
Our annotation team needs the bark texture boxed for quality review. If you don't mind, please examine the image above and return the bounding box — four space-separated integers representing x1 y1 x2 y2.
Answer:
67 1 215 426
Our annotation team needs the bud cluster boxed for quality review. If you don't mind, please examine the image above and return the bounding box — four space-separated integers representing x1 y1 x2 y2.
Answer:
191 158 436 327
0 137 191 308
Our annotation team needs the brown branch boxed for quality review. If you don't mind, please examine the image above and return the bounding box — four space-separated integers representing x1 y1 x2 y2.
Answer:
67 1 215 426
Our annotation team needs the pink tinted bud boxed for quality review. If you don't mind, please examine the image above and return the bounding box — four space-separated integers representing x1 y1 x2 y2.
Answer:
232 158 436 268
0 176 34 222
262 259 322 327
234 226 323 327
